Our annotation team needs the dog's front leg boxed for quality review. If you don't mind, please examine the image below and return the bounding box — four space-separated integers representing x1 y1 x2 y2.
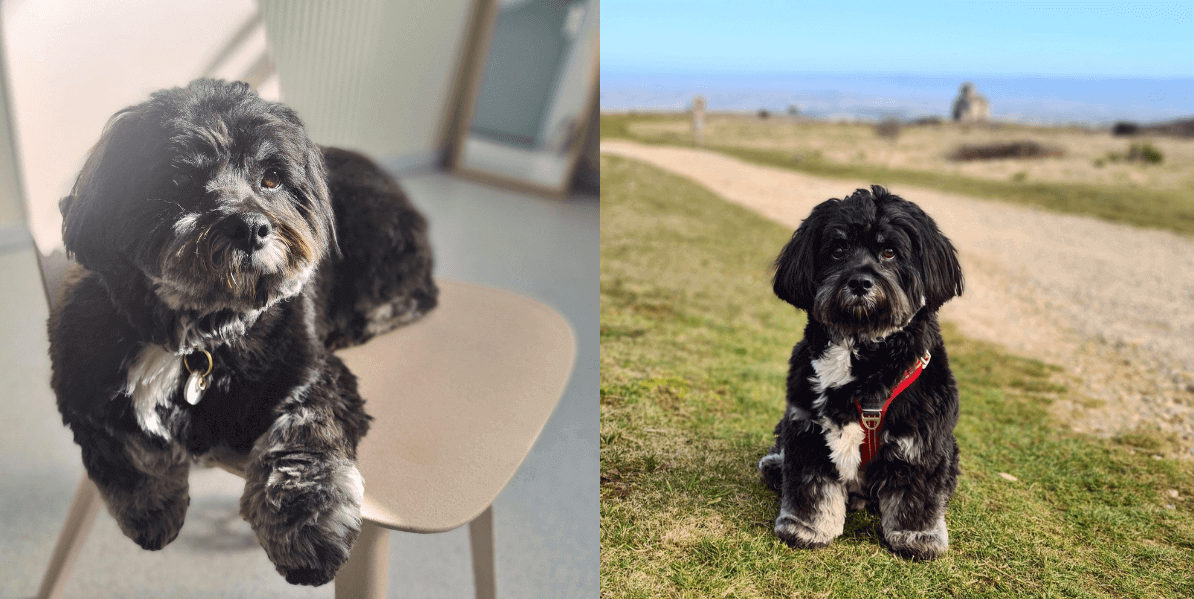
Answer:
773 416 847 548
872 440 959 560
240 374 367 586
77 427 191 550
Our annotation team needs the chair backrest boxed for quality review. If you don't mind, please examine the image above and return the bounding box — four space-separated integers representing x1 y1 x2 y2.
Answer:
33 249 70 311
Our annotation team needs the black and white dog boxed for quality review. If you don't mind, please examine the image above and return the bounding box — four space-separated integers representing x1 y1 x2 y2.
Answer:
757 185 964 560
48 79 437 585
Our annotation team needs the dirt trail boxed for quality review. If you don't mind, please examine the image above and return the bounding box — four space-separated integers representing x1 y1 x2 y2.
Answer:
602 140 1194 457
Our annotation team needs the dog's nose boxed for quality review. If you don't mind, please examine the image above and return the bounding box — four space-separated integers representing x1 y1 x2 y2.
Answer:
846 274 874 296
223 212 273 253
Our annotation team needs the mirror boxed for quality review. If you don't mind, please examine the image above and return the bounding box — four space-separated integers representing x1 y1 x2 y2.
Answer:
451 0 598 197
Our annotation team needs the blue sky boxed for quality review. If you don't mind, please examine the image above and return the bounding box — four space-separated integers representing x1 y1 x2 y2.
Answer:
602 1 1194 78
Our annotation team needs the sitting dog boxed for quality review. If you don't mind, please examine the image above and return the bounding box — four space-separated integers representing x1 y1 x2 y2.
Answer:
48 79 437 585
757 185 964 560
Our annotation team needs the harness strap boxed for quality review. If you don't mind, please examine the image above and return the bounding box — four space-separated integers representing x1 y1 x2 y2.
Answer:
856 351 931 467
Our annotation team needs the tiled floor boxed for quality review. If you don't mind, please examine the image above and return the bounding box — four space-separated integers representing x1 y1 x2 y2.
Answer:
0 169 598 598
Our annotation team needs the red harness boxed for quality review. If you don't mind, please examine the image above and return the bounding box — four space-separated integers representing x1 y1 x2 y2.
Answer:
856 351 931 467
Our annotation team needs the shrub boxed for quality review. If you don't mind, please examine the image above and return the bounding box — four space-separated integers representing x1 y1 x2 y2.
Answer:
950 141 1062 161
1104 143 1164 165
1128 143 1163 164
875 117 901 140
1112 121 1140 136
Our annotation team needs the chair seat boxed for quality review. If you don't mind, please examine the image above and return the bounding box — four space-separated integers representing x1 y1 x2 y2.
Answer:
36 273 574 599
336 279 575 533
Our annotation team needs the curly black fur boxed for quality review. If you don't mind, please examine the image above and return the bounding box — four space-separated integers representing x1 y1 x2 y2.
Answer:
759 185 964 560
48 79 437 585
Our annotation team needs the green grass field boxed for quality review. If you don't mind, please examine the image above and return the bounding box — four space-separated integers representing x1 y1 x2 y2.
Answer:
601 113 1194 237
599 154 1194 598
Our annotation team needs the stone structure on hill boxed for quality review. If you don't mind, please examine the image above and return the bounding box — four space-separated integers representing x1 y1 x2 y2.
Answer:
951 82 990 123
691 95 706 145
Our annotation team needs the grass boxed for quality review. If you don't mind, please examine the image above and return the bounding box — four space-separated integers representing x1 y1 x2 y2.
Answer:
599 154 1194 598
601 113 1194 237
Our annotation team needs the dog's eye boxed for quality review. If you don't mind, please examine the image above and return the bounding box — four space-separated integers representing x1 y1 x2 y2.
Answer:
831 247 845 260
261 170 282 190
880 248 896 260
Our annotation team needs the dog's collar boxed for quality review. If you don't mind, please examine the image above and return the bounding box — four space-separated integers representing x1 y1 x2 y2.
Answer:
182 348 213 405
857 350 931 467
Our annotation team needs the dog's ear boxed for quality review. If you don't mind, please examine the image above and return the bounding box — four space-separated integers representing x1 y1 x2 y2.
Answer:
916 214 964 310
773 201 832 310
61 107 164 274
874 188 964 311
303 140 339 259
274 105 338 259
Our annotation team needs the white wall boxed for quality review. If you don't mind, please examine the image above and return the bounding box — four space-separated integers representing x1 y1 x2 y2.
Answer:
0 37 24 232
0 0 267 253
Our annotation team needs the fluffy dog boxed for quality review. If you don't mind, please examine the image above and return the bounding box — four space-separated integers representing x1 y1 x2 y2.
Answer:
757 185 964 560
48 79 437 585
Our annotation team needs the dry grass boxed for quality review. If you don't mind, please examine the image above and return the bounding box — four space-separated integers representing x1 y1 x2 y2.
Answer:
604 112 1194 236
627 114 1194 190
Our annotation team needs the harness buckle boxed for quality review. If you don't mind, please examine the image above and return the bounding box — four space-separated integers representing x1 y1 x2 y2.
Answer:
860 409 883 431
918 351 932 370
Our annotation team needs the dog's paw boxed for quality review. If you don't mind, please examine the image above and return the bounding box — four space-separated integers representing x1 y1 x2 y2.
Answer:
774 512 835 549
110 490 190 551
242 456 365 586
757 452 784 494
883 517 949 561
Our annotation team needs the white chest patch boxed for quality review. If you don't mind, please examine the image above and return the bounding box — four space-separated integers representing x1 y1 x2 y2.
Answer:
810 340 855 393
809 340 855 409
124 344 182 440
821 418 865 483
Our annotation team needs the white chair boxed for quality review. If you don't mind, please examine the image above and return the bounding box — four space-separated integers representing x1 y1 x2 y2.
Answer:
33 250 576 598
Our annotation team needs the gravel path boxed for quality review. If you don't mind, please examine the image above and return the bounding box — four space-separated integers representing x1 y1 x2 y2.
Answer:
602 140 1194 457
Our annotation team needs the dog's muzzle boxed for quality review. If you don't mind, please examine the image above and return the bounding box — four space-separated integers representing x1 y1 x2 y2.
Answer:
846 273 875 297
220 212 273 254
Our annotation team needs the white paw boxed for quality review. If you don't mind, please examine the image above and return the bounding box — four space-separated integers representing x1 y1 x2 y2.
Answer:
884 516 949 560
774 510 841 549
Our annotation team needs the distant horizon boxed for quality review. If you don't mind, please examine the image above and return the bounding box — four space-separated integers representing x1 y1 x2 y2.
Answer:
604 66 1194 82
601 71 1194 125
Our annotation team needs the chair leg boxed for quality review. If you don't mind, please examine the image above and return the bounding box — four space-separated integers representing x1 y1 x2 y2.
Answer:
335 520 390 599
468 505 496 599
37 475 102 599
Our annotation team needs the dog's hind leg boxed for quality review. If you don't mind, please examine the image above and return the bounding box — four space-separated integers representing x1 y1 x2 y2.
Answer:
757 446 784 495
239 355 369 586
77 428 191 551
319 147 438 350
757 415 789 494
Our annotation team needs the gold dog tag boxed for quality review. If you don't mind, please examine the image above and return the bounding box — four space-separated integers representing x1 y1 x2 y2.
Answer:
184 370 209 405
183 349 213 406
